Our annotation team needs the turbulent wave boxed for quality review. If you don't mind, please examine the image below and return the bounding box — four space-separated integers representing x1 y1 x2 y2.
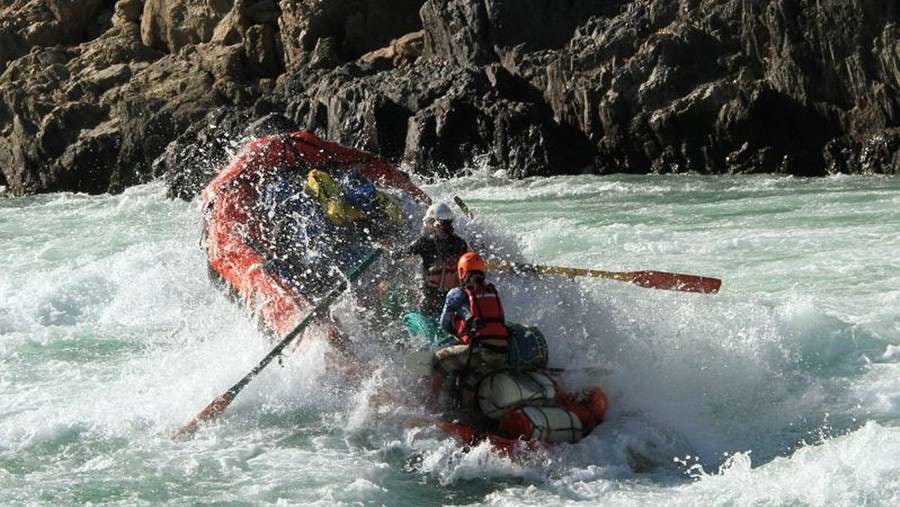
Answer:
1 176 898 506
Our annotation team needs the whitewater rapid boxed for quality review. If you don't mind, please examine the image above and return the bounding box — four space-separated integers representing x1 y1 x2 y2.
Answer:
1 175 898 506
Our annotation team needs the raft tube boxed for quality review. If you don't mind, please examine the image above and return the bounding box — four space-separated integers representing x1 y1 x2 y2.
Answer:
201 130 428 337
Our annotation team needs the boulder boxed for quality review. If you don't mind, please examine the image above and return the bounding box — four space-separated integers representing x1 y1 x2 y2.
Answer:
278 0 424 70
0 0 110 74
140 0 235 53
0 26 162 195
421 0 624 65
360 30 424 67
510 0 899 175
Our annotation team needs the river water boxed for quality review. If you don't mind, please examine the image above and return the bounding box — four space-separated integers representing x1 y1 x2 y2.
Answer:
1 174 898 506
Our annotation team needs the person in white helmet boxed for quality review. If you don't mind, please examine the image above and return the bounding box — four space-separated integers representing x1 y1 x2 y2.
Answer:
397 202 469 315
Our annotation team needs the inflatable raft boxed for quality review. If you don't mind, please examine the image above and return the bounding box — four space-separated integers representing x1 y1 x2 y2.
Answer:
201 132 608 450
201 130 427 337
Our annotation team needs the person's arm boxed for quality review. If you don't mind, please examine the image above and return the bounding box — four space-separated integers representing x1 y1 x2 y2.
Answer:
458 236 469 255
391 237 422 260
408 237 424 256
440 288 467 334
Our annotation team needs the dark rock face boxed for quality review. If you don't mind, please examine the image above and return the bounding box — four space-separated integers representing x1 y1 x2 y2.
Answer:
0 0 897 197
279 0 425 71
536 0 900 177
160 110 300 200
0 0 284 195
0 25 160 194
0 0 113 75
421 0 623 65
278 60 594 178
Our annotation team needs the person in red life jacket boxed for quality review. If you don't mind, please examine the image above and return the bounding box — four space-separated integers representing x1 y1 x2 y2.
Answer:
432 252 510 410
396 202 468 316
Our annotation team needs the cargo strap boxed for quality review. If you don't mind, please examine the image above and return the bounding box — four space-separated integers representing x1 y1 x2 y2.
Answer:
477 342 508 353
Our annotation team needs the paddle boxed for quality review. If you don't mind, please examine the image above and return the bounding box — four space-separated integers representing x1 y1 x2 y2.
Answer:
453 196 473 219
488 260 721 294
174 249 382 440
451 195 721 294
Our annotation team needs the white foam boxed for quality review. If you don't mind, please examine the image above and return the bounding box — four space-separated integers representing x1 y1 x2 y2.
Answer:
2 175 899 505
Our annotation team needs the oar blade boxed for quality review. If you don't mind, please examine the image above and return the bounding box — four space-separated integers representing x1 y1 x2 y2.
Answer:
173 392 235 440
453 196 473 219
632 271 721 294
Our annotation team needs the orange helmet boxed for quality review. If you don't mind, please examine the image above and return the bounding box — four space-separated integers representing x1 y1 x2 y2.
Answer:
457 252 486 281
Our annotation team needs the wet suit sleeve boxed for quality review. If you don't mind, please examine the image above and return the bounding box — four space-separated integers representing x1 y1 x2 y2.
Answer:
440 287 469 334
408 237 427 256
456 236 468 256
394 236 424 260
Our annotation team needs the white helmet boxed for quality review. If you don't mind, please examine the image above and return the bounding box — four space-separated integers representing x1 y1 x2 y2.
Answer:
424 202 454 223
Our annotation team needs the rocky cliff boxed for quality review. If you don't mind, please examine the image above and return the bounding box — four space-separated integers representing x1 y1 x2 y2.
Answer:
0 0 896 197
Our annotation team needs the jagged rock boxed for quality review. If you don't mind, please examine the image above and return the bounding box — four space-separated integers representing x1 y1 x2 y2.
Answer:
0 0 110 74
0 26 162 195
161 107 249 200
360 30 424 67
308 37 340 69
859 130 900 175
278 0 424 71
243 23 282 77
394 31 424 64
404 91 593 177
511 0 899 175
0 20 269 195
279 60 592 180
247 0 280 24
421 0 624 65
111 39 271 189
140 0 237 53
161 110 301 200
56 119 123 194
113 0 144 27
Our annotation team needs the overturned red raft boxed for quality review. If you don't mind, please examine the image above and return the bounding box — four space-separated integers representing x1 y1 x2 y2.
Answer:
201 130 428 337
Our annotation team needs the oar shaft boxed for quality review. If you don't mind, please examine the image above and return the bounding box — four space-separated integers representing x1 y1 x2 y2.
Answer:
532 264 635 282
175 250 382 439
489 260 627 280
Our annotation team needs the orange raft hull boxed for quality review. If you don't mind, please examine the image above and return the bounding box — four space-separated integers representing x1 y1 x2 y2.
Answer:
200 130 428 337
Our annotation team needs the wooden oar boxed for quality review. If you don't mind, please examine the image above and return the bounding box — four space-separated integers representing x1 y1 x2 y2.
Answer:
450 195 721 294
487 260 721 294
453 196 473 219
174 250 382 440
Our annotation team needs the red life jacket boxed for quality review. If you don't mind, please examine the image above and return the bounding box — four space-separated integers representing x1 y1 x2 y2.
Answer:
453 283 510 349
427 256 461 290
